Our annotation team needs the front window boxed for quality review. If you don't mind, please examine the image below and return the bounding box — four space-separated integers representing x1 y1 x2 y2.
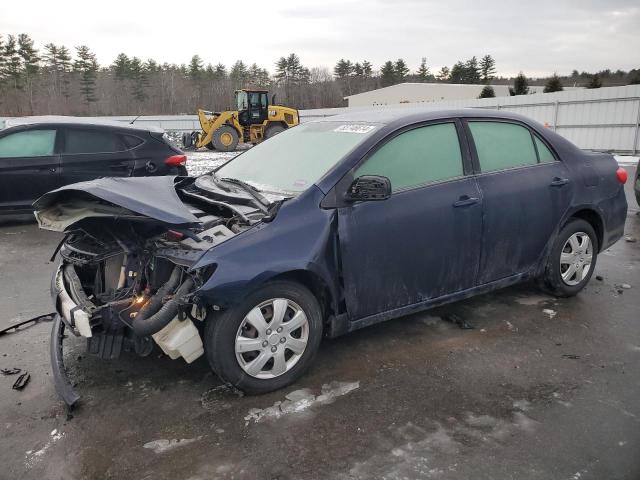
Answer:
355 122 463 192
0 129 56 158
213 121 379 194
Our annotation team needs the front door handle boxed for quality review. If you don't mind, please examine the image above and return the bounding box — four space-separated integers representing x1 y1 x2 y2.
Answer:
453 195 479 207
550 177 570 187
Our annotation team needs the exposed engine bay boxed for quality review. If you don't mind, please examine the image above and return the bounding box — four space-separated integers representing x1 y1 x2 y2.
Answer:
37 174 287 406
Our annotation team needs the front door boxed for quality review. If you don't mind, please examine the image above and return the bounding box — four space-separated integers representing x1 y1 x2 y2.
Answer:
0 128 60 211
337 121 483 321
464 120 574 284
247 92 268 124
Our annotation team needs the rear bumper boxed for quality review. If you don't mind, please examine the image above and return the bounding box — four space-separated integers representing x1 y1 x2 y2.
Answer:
600 188 628 250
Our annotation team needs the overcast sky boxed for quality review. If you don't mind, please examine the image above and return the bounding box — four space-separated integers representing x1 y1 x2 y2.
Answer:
1 0 638 77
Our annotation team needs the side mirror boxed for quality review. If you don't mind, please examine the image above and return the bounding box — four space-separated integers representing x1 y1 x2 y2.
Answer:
345 175 391 202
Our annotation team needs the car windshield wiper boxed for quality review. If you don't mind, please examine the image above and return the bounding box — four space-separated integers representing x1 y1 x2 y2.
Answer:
217 176 270 213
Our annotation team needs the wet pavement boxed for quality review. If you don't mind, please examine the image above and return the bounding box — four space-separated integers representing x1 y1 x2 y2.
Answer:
0 165 638 480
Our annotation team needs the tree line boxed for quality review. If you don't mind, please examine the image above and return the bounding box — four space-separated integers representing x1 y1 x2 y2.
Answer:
1 33 639 116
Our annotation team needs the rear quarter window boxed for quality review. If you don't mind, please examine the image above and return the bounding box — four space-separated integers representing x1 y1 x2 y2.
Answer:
65 129 125 154
123 135 144 149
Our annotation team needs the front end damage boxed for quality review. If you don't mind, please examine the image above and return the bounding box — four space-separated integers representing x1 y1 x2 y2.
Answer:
37 175 275 407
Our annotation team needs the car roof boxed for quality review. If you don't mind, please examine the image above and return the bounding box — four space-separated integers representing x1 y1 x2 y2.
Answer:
2 115 164 133
312 107 538 127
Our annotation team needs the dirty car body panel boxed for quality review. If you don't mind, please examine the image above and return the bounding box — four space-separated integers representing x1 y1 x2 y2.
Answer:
36 108 627 406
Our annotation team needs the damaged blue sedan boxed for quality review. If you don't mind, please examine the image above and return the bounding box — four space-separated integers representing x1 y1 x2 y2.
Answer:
36 109 628 406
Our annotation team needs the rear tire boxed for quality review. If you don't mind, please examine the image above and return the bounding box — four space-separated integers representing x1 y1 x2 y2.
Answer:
541 218 598 297
204 281 323 395
212 125 239 152
182 132 193 149
265 124 286 139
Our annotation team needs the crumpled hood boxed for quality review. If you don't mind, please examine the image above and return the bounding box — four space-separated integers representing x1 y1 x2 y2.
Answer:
33 176 200 231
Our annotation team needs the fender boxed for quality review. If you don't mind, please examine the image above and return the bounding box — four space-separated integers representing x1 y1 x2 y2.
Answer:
193 186 341 312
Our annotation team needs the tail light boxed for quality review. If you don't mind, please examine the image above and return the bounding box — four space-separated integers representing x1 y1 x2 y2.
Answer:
165 154 187 167
616 167 628 184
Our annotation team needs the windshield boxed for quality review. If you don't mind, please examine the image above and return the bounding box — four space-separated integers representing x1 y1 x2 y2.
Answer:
214 121 379 194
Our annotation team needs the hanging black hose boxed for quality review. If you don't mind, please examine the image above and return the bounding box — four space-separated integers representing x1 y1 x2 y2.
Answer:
132 267 194 337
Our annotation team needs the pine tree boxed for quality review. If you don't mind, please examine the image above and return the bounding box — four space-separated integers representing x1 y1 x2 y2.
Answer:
17 34 40 113
362 61 373 77
479 85 495 98
112 53 131 81
449 61 465 83
463 56 481 83
436 66 450 82
129 57 148 104
394 59 409 82
333 59 354 79
74 45 99 107
543 73 563 93
513 72 529 95
380 61 396 87
416 57 430 82
188 54 203 80
248 63 270 87
3 35 22 91
57 46 72 99
145 59 159 73
479 55 496 84
230 60 249 87
213 63 227 79
586 74 602 89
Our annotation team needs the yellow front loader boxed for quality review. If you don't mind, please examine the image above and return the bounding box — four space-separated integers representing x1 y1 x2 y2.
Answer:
183 89 299 152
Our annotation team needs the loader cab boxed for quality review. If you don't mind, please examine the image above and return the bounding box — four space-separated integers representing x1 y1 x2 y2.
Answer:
236 89 269 126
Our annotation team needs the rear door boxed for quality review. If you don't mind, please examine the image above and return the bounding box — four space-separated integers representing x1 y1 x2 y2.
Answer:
0 127 60 211
464 119 573 284
337 120 483 320
60 127 136 184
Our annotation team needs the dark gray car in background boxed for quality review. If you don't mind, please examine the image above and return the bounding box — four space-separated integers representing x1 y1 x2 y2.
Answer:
0 116 187 214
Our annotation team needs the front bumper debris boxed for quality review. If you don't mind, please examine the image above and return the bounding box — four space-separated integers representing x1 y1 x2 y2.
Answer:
50 314 80 407
52 264 93 338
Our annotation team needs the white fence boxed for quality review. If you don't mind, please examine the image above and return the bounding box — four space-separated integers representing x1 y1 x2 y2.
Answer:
3 85 639 153
100 85 640 154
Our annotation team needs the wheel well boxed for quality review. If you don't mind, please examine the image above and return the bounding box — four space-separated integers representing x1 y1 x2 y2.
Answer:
568 209 604 251
269 270 334 319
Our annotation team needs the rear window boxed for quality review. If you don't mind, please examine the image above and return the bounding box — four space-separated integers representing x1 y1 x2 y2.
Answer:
65 129 125 154
469 121 538 172
0 129 56 158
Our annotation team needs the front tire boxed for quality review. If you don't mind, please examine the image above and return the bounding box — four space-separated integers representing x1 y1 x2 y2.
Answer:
541 218 598 297
204 281 323 394
212 125 239 152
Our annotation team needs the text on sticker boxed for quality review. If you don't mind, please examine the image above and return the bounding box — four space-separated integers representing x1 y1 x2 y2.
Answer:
334 125 376 134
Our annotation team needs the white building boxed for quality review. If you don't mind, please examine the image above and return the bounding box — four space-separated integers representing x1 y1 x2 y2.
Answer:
344 82 575 107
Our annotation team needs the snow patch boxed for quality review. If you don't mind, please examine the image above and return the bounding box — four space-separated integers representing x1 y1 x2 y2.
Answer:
542 308 557 319
143 436 202 454
24 429 64 469
244 381 359 424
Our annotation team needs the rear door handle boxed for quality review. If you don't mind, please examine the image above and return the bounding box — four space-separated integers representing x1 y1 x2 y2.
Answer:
550 177 570 187
453 195 479 207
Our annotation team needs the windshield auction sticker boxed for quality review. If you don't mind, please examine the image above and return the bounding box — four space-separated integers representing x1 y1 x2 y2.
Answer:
333 124 376 134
